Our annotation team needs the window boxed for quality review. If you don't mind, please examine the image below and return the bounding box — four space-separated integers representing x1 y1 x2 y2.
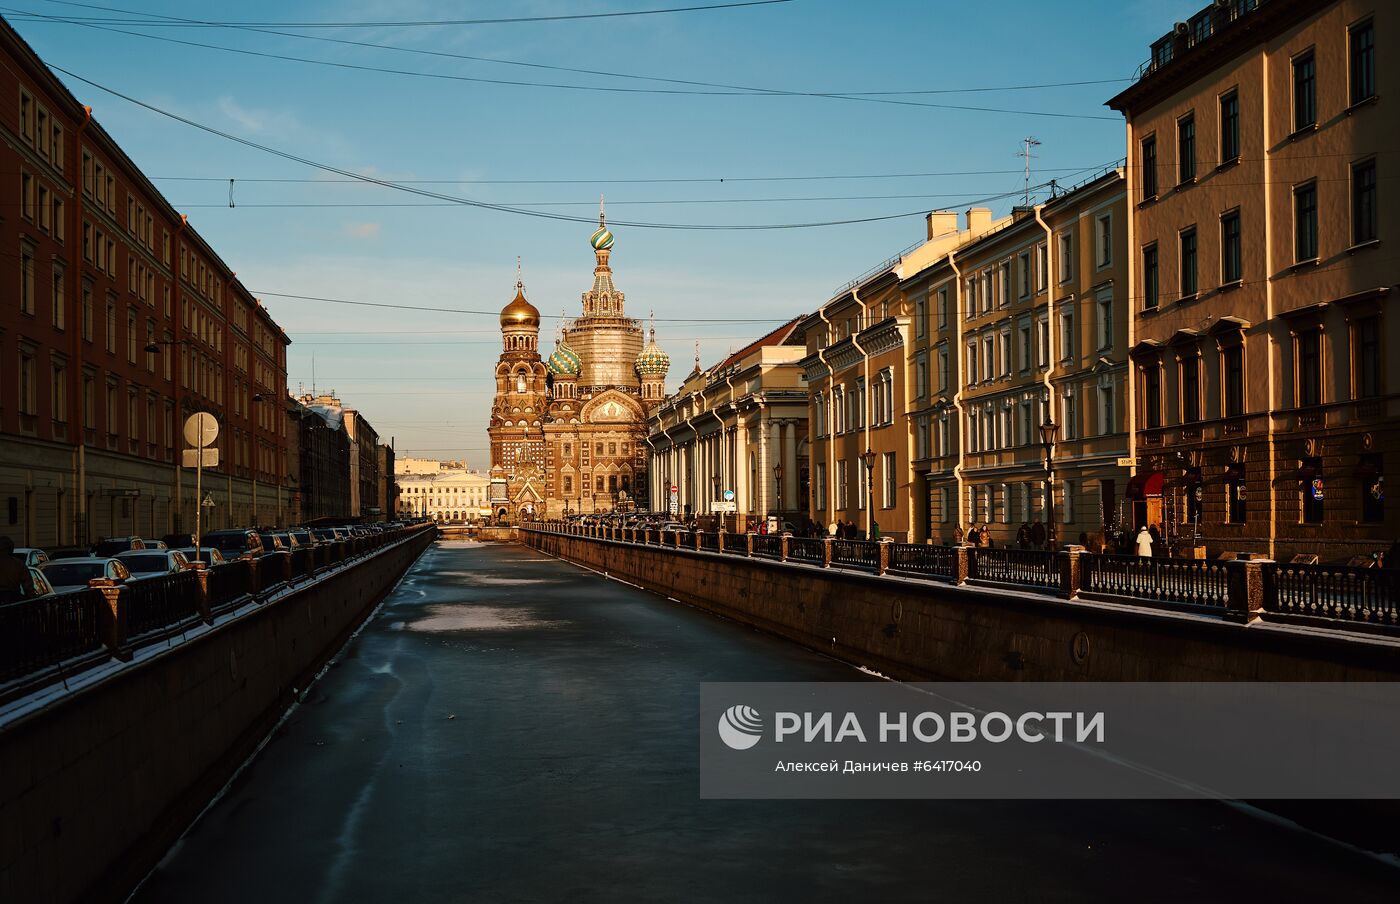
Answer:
1018 251 1031 297
1098 382 1114 435
1354 315 1381 399
1294 182 1318 262
1297 328 1322 407
1349 19 1374 106
18 351 36 417
1034 244 1047 293
1180 355 1200 423
836 460 848 509
1018 322 1031 373
1180 228 1198 297
966 340 978 385
1059 308 1074 362
81 284 92 340
1220 90 1240 162
1227 471 1247 524
1036 316 1049 368
936 287 949 328
815 462 826 510
813 393 826 436
20 243 35 314
982 334 993 382
1140 136 1158 199
1301 457 1324 524
1000 262 1011 305
1293 51 1316 131
936 348 947 392
1223 344 1245 417
105 299 116 353
1352 159 1377 245
126 309 137 363
51 266 64 329
1221 211 1242 283
1096 215 1112 267
1360 454 1384 524
1097 292 1113 350
1177 114 1195 182
1143 244 1159 310
915 296 926 338
1058 232 1073 282
999 331 1011 378
882 452 896 508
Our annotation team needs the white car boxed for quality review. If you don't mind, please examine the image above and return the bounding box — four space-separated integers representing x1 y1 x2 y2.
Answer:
11 547 49 568
115 549 191 579
40 558 132 594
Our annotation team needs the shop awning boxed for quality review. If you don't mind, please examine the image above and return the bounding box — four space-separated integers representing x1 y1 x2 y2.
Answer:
1126 470 1165 500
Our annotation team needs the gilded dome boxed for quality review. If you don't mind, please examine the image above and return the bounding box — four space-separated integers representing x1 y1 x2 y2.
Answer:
546 339 583 376
635 331 670 378
500 285 540 328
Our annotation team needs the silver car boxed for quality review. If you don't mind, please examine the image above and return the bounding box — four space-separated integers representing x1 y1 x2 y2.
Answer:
40 558 132 594
115 549 191 579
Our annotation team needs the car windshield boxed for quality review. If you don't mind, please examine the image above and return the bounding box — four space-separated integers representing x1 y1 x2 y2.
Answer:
206 535 248 551
42 562 105 585
121 554 171 574
92 541 130 556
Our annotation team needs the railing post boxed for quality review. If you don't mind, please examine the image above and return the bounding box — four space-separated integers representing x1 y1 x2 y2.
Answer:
693 530 702 552
877 536 893 575
953 545 971 585
745 532 754 557
1060 545 1084 600
1226 554 1271 623
717 527 726 554
90 578 130 660
187 561 214 624
779 531 791 562
821 537 833 568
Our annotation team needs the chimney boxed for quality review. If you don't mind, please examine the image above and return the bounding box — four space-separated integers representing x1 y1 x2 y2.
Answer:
926 210 958 240
965 207 993 233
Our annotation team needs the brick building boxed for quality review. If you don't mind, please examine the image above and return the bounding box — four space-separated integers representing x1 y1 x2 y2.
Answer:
0 18 289 547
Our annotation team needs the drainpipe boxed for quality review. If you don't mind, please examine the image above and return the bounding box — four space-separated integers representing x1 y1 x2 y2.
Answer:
1033 203 1060 535
948 247 967 532
816 306 836 522
849 287 873 521
72 106 93 546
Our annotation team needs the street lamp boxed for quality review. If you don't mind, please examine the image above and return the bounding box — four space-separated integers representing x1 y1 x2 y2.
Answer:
1039 412 1060 550
773 461 785 526
859 448 876 540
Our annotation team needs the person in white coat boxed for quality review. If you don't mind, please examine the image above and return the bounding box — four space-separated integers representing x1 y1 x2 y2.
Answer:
1135 525 1154 557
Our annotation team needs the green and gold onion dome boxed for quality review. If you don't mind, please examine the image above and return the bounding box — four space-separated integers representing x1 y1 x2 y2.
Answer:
590 225 615 251
547 339 583 376
500 284 540 328
635 331 670 377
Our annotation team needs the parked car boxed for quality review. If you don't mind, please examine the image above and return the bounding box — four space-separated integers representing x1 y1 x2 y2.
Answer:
255 532 289 557
27 566 54 598
90 537 146 557
40 558 131 593
11 547 49 568
202 529 264 559
176 546 227 567
44 547 92 561
140 538 170 550
659 522 689 532
289 529 316 548
115 549 191 579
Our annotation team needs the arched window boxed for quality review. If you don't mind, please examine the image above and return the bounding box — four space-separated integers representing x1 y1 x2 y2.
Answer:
516 373 526 393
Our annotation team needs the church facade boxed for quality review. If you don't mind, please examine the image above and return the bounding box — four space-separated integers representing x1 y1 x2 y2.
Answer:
487 211 669 520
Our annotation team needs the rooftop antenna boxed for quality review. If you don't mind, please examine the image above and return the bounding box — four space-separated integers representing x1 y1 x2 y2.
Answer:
1018 136 1041 206
311 354 316 396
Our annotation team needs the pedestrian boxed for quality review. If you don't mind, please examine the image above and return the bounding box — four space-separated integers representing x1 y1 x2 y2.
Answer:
871 521 881 541
0 536 35 602
1148 523 1163 557
983 524 994 549
1016 523 1030 549
1029 520 1046 549
1135 525 1153 558
967 525 981 547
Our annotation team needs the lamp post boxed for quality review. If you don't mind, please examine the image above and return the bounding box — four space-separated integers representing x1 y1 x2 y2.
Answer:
773 461 785 526
859 448 876 540
1039 413 1060 550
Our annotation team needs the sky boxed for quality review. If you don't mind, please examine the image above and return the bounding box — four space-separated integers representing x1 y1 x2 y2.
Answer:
8 0 1196 468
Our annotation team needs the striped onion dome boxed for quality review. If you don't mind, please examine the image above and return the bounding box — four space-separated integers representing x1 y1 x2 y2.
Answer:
546 339 583 376
590 225 615 251
635 331 670 378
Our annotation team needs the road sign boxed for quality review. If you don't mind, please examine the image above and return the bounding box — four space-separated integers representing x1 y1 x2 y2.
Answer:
183 412 219 447
712 501 737 513
182 448 220 468
1116 457 1136 467
669 501 679 514
723 489 735 502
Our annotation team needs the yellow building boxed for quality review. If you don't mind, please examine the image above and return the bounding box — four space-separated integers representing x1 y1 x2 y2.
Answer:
645 320 806 526
1109 0 1396 561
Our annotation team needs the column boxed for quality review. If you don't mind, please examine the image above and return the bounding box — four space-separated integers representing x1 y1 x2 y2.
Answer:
783 419 798 507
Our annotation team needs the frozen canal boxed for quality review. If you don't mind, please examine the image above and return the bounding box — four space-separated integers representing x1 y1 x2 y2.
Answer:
133 541 1397 902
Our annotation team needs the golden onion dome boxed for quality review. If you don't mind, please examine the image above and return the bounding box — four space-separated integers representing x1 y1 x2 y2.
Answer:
500 285 540 328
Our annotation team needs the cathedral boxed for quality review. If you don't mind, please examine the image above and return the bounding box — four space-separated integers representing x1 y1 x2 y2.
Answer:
488 207 670 520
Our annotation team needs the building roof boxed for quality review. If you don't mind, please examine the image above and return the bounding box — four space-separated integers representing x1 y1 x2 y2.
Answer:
711 317 804 372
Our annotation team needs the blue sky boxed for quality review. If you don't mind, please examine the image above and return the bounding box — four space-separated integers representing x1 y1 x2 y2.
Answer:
10 0 1194 467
